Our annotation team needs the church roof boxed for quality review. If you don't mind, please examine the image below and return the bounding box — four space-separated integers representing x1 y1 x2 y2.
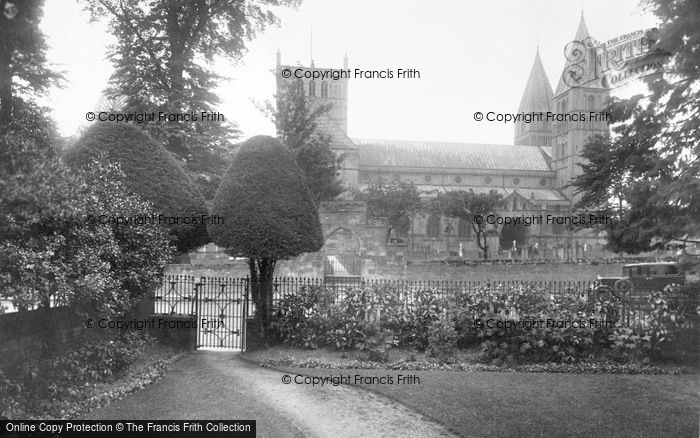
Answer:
518 49 553 113
315 113 355 149
354 138 553 172
555 14 606 95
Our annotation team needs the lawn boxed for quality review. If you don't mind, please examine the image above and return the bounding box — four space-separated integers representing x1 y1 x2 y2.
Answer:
243 347 699 437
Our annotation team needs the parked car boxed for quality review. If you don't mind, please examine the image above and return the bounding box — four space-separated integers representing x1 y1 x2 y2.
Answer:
596 262 685 298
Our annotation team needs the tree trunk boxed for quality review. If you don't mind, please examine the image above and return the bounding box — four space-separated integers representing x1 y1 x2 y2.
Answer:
165 3 188 158
0 1 13 132
248 257 277 344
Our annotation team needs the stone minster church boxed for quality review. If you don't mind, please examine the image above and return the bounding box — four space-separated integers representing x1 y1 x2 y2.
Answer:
277 15 609 261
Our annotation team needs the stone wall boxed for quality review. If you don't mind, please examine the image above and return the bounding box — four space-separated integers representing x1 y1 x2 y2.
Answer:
0 306 86 370
365 261 624 282
168 259 624 283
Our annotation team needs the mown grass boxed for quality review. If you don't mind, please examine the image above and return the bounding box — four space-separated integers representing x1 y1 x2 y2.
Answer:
244 346 699 438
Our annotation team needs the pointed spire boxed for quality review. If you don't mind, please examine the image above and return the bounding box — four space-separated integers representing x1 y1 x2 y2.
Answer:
554 13 605 96
517 49 553 114
574 11 590 42
515 49 554 145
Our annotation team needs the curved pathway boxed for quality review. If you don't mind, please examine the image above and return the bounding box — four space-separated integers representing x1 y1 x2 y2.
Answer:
84 351 457 438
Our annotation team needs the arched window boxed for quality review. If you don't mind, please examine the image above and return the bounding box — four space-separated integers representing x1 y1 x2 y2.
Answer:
457 218 471 239
426 215 441 238
321 82 328 97
309 81 316 97
296 79 304 93
588 95 595 110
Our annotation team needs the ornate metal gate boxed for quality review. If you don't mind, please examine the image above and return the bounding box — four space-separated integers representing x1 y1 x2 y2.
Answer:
196 277 247 350
152 276 248 351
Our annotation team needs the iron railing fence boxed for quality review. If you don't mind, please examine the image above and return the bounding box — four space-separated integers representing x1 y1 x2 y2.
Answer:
152 275 690 329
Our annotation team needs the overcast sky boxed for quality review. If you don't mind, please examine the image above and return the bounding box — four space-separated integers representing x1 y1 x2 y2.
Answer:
40 0 658 144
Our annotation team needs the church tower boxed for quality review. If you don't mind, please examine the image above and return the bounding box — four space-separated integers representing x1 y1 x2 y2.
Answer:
275 51 350 133
551 14 609 203
275 51 359 189
514 48 553 146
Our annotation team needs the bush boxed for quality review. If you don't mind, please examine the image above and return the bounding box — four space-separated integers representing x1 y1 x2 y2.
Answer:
478 294 615 364
271 282 698 366
645 283 700 363
399 289 444 349
326 288 371 350
427 312 458 362
63 123 209 253
272 285 335 349
0 332 154 419
608 327 652 363
358 322 396 362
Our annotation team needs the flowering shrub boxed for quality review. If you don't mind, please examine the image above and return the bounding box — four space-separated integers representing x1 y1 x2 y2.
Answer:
270 282 697 365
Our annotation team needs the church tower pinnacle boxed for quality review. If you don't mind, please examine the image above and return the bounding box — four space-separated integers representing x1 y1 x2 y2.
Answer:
551 13 609 203
514 47 553 146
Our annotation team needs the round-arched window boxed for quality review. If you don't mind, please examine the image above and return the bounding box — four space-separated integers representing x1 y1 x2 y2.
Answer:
513 177 520 185
454 176 462 183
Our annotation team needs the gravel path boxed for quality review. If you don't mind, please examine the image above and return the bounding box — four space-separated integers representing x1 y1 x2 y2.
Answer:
84 351 458 438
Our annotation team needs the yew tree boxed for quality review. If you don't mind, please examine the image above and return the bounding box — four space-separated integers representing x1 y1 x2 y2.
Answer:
209 135 323 339
83 0 300 198
63 123 209 253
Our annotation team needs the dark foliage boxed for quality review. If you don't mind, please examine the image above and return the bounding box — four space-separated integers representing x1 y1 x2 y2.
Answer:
573 0 699 257
0 0 61 130
431 189 502 260
263 79 343 203
209 135 323 339
63 123 209 253
82 0 300 199
209 135 323 258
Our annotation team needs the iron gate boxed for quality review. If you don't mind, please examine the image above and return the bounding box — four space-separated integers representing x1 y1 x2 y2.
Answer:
196 277 247 350
153 276 248 351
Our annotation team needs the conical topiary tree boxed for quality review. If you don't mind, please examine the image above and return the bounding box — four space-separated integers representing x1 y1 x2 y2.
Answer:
208 135 323 340
63 122 209 253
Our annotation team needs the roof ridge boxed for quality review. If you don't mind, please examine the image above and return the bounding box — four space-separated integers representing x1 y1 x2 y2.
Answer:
352 137 545 149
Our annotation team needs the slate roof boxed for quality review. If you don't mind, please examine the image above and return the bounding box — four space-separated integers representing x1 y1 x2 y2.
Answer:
353 138 553 172
315 114 355 149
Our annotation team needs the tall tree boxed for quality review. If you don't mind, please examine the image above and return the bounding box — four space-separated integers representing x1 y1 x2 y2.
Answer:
431 190 503 260
63 122 210 254
573 0 699 257
358 179 422 244
209 135 323 341
261 78 343 204
84 0 299 198
0 0 60 132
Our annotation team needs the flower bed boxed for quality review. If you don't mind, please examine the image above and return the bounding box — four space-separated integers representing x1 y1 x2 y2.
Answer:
269 282 699 366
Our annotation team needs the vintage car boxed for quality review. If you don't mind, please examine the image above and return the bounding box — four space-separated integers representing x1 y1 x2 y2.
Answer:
596 262 685 298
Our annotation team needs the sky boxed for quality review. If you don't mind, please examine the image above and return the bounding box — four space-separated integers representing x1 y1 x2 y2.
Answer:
40 0 658 144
